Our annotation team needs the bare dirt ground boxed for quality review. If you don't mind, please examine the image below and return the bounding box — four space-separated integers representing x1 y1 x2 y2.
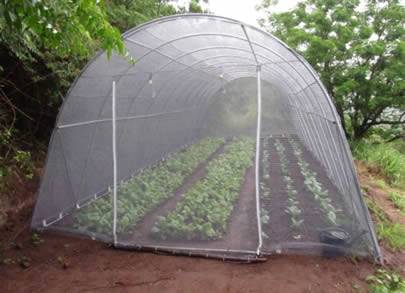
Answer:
0 160 403 292
1 232 374 293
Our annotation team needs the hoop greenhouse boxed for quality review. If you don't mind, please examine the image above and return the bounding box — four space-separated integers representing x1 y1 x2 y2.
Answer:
31 14 381 262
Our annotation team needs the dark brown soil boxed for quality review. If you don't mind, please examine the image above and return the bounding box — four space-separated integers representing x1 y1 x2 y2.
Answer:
0 168 39 248
217 166 257 251
260 137 292 250
279 136 327 243
0 232 374 293
259 135 371 256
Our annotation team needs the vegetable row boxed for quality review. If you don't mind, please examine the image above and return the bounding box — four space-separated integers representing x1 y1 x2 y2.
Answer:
288 138 341 225
274 138 303 240
152 137 255 240
75 137 225 234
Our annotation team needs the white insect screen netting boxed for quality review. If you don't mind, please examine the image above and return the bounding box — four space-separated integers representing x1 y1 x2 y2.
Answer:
31 15 380 261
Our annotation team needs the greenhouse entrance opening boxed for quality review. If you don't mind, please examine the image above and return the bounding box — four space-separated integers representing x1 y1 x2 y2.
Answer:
32 14 381 262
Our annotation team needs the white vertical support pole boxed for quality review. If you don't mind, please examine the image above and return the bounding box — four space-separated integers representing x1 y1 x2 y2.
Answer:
242 23 262 255
255 65 263 254
112 81 118 245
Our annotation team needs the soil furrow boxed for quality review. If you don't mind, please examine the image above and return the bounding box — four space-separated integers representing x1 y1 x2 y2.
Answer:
279 136 327 243
261 136 292 251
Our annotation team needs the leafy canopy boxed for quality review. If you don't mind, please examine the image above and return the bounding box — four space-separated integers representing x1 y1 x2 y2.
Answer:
0 0 205 182
0 0 125 60
258 0 404 140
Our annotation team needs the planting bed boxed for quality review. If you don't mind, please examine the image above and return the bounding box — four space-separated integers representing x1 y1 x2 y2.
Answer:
260 134 354 254
125 137 259 253
60 134 359 257
74 137 226 235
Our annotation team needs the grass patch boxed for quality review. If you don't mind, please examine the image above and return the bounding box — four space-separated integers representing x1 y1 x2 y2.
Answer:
353 142 405 187
375 179 388 190
389 191 405 214
365 198 405 250
367 269 405 293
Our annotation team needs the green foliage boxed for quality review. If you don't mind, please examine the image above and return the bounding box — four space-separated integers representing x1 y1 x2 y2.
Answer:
367 269 405 293
0 0 203 199
353 140 405 187
389 191 405 214
0 0 125 59
107 0 178 32
258 0 405 140
153 137 254 241
390 138 405 154
0 127 36 189
12 150 34 179
0 0 125 190
75 137 224 234
365 198 405 250
31 233 44 246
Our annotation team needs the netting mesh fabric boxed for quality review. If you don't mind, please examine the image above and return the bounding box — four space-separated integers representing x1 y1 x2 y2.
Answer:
32 14 381 262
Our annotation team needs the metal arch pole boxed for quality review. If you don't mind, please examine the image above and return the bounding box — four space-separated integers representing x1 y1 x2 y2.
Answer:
112 81 118 245
127 33 310 90
291 56 382 262
255 65 263 255
241 23 263 255
298 80 348 196
117 41 298 123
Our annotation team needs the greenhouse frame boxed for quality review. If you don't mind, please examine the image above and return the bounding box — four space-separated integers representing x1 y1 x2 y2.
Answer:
32 14 381 262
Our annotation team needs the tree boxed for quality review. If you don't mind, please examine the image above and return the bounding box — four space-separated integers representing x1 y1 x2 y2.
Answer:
107 0 177 32
0 0 126 140
108 0 208 32
0 1 125 59
258 0 404 140
0 0 204 179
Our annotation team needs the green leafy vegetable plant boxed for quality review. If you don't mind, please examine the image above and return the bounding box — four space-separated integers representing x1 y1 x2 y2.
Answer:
75 137 224 234
274 139 303 239
153 137 254 240
289 138 341 226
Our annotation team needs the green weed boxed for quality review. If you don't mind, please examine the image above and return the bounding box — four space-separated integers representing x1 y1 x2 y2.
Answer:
367 269 405 293
375 179 388 190
365 198 405 250
389 192 405 214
